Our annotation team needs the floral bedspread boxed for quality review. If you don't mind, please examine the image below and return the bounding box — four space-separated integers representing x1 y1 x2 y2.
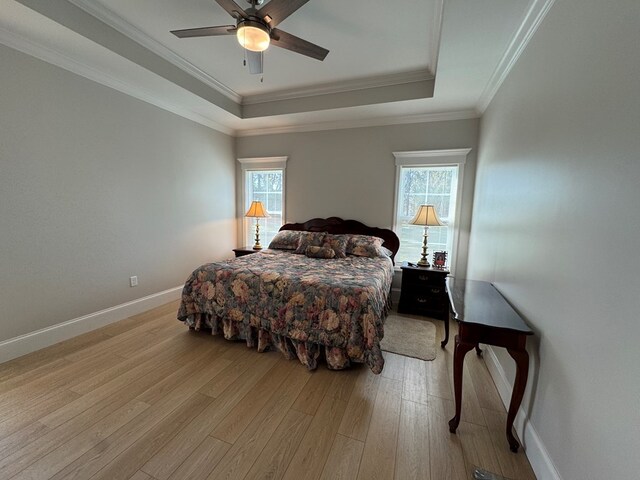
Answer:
178 249 394 373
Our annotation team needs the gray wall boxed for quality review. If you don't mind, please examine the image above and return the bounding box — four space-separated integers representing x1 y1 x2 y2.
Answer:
236 119 479 278
467 0 640 478
0 45 236 342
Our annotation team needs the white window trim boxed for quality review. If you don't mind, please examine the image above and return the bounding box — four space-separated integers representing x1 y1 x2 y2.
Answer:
238 156 288 170
392 149 471 273
238 156 288 247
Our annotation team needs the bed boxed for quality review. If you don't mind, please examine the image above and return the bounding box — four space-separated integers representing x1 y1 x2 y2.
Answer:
177 217 400 373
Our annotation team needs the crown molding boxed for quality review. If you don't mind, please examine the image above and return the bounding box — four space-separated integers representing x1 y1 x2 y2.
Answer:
0 23 477 140
241 69 435 106
235 109 479 137
477 0 556 113
67 0 242 104
429 0 445 75
62 0 444 115
0 26 234 136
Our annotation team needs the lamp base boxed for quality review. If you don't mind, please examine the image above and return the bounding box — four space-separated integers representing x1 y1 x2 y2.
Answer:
416 225 430 267
252 219 262 250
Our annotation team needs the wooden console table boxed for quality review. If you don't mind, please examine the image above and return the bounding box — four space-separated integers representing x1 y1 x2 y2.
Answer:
446 278 533 452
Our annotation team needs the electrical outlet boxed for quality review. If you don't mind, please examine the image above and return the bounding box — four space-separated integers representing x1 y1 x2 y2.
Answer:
129 276 138 287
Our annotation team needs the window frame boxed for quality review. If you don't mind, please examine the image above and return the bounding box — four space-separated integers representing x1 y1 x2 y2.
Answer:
392 149 471 273
238 156 288 248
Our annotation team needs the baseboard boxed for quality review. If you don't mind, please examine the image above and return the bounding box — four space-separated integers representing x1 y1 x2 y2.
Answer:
0 286 182 364
483 346 563 480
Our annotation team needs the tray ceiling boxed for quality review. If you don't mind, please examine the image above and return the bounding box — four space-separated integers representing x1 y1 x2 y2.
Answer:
86 0 440 98
0 0 547 135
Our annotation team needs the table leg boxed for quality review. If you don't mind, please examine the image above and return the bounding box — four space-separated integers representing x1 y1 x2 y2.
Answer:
441 312 450 348
448 335 475 433
506 347 529 452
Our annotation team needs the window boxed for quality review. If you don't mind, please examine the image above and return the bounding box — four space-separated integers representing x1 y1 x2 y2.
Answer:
244 170 283 246
393 150 470 270
239 157 287 247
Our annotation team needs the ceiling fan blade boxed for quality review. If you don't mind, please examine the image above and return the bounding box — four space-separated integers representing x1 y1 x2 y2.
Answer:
258 0 310 27
214 0 248 19
246 50 263 74
171 25 237 38
270 28 329 61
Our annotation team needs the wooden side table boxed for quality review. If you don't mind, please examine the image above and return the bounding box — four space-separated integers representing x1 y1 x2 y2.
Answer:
397 263 450 347
232 246 260 257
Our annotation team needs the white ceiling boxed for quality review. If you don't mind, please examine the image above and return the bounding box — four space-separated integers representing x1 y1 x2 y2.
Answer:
0 0 549 136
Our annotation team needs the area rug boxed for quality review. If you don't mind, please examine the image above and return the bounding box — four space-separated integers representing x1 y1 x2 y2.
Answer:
380 314 437 361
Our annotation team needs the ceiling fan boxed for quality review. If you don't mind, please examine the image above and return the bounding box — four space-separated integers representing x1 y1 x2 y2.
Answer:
170 0 329 75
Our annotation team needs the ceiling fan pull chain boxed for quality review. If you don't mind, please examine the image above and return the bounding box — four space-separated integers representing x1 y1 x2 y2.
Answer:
243 28 247 67
260 51 264 82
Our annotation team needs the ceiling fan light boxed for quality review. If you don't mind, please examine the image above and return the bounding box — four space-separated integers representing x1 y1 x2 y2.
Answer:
237 23 270 52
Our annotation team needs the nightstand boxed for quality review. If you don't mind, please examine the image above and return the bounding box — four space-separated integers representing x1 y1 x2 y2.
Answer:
232 246 260 257
397 262 451 347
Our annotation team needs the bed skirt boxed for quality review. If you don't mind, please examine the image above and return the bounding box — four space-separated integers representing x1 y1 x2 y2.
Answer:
180 313 380 372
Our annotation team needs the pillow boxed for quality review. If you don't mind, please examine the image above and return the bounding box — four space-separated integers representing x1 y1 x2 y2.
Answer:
294 231 326 254
268 230 302 250
380 246 394 258
305 245 336 259
351 244 387 258
322 234 349 258
346 234 385 258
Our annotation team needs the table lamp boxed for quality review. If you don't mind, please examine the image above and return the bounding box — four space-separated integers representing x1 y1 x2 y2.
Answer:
409 204 443 267
245 200 269 250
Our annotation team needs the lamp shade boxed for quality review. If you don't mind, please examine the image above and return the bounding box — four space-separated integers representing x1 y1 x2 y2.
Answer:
245 200 269 218
409 204 444 226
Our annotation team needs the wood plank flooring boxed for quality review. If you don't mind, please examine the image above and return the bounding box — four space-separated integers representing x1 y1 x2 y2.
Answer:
0 301 537 480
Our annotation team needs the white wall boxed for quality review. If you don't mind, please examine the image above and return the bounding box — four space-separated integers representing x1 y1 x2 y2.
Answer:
0 44 236 342
467 0 640 478
236 119 479 279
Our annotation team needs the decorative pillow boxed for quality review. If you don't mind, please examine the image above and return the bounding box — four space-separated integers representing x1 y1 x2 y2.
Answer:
322 234 349 258
294 231 326 254
346 234 385 258
268 230 302 250
305 245 336 259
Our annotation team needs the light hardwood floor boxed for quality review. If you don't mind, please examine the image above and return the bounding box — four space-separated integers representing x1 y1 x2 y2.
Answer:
0 301 536 480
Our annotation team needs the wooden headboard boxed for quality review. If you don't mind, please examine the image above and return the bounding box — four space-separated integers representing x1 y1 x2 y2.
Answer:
279 217 400 262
